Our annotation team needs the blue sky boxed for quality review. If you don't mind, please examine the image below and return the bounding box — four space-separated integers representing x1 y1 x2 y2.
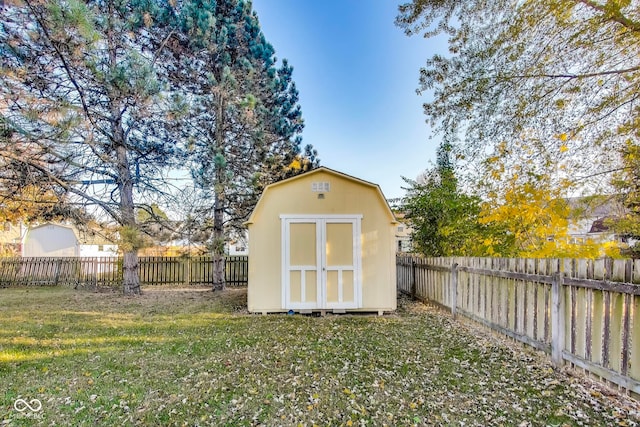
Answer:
252 0 447 200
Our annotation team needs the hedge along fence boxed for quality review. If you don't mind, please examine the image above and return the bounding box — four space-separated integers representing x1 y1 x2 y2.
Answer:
0 256 248 288
397 256 640 398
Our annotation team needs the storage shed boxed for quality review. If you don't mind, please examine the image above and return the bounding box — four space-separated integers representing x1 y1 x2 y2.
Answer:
21 223 118 257
246 167 397 314
22 223 79 257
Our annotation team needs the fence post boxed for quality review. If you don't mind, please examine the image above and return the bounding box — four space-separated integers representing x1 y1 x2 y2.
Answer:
410 259 417 300
451 263 458 319
92 258 98 290
54 258 62 286
551 271 565 367
184 257 191 286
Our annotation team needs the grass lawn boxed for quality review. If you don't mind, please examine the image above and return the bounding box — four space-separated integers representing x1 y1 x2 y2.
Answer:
0 287 638 426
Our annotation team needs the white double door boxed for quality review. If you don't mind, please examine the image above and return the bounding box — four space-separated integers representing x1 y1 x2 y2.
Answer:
281 215 362 310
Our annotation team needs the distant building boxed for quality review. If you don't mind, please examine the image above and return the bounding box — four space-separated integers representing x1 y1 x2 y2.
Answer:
393 212 413 253
75 226 119 257
566 196 626 244
0 221 26 255
227 236 248 256
565 196 636 248
22 223 118 257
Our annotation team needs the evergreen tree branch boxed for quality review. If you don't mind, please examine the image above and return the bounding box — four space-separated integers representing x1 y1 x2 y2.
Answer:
23 0 103 135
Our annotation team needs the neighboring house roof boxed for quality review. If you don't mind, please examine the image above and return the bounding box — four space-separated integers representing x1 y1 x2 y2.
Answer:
589 217 612 233
245 166 397 225
566 196 626 219
394 212 407 221
26 222 74 233
566 196 627 236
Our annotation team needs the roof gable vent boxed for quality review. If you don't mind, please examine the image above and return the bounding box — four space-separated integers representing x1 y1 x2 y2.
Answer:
311 182 330 192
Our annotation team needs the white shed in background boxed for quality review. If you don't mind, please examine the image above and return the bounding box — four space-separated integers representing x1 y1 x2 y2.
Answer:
22 223 118 257
22 223 78 257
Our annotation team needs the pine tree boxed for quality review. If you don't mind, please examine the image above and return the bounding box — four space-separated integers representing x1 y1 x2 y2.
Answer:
401 142 496 256
165 0 308 290
0 0 179 294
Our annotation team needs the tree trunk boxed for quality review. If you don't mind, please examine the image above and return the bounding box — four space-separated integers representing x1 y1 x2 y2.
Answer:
107 10 140 296
212 93 226 291
212 188 225 291
112 105 140 296
112 97 140 296
122 250 140 294
116 143 141 295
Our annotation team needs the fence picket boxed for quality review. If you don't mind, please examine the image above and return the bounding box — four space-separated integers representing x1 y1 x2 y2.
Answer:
631 296 640 381
397 255 640 397
0 256 248 288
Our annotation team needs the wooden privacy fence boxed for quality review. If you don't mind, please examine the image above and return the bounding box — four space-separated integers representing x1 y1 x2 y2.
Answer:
397 255 640 397
138 256 248 286
0 257 121 287
0 255 248 288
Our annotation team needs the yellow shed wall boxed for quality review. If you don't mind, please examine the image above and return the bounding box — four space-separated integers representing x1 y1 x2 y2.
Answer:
247 170 396 313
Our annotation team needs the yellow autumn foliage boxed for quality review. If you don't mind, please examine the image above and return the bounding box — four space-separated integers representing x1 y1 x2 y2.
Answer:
479 176 622 259
475 129 629 259
480 180 566 252
0 185 58 223
288 157 302 171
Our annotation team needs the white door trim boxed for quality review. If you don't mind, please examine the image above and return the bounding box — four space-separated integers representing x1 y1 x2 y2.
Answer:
281 214 362 310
